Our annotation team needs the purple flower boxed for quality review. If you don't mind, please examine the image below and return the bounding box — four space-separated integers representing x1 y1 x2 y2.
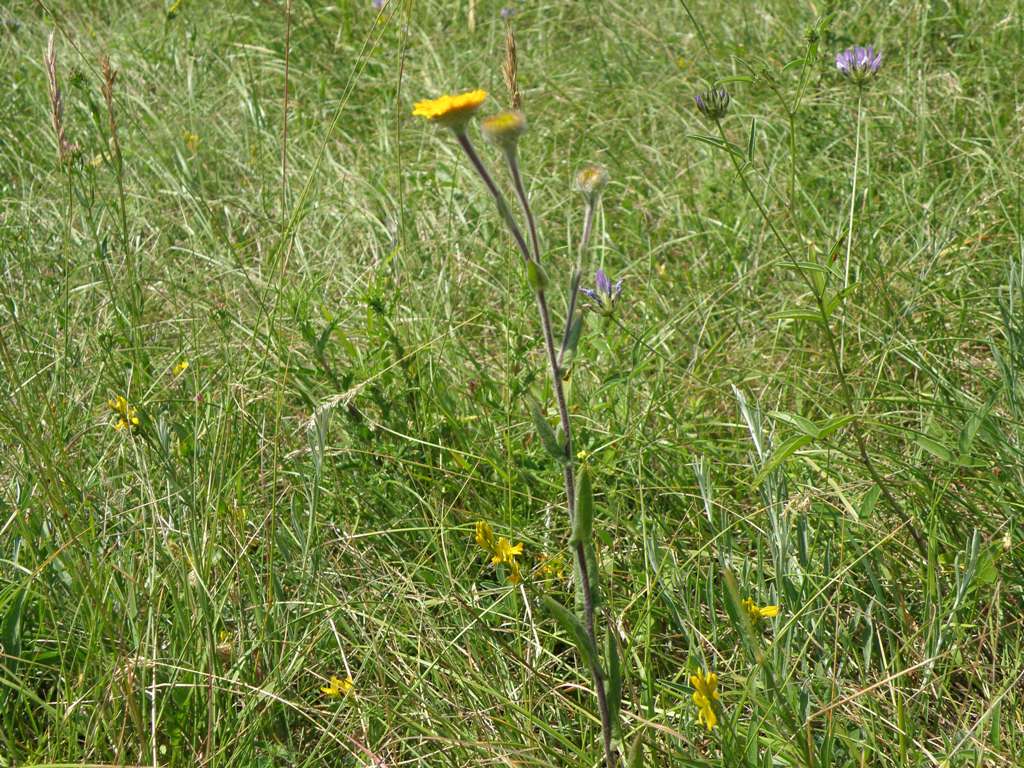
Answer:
580 268 623 315
372 0 385 9
835 45 882 84
694 87 730 121
500 6 516 18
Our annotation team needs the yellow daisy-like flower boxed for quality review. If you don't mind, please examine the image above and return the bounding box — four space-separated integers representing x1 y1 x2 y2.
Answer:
741 597 781 622
108 395 140 431
491 537 524 567
690 669 720 731
320 674 354 698
173 360 189 376
474 520 495 552
412 89 487 129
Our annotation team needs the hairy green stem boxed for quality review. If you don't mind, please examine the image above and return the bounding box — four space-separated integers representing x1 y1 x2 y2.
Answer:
559 200 596 369
840 89 864 365
713 119 926 557
454 131 615 766
504 148 616 768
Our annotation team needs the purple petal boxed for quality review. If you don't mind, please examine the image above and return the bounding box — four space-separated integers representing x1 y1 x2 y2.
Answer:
580 288 598 301
612 279 623 299
595 268 611 295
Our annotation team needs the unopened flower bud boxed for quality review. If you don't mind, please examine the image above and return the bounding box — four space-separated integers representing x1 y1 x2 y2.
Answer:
574 163 608 202
694 87 730 121
481 110 527 150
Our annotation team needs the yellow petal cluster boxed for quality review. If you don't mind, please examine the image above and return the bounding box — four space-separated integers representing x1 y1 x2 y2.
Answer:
108 395 139 431
320 674 354 698
473 521 524 583
741 597 781 622
412 89 487 128
690 669 720 731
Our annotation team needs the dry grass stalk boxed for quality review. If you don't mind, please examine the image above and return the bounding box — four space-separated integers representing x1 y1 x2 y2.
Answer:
503 26 521 111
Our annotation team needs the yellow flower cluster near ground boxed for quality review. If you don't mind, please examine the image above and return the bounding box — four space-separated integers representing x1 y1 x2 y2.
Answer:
742 598 781 622
690 669 720 731
473 520 524 583
107 395 139 431
320 674 354 698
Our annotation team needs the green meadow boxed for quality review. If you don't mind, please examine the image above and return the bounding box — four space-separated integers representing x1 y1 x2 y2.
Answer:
2 1 1022 765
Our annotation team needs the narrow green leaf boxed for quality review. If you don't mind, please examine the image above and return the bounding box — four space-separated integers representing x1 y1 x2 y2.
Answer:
627 732 645 768
752 434 814 486
542 596 603 677
747 117 757 161
571 468 594 545
914 434 954 463
770 411 821 437
817 414 856 439
769 308 821 324
527 396 564 461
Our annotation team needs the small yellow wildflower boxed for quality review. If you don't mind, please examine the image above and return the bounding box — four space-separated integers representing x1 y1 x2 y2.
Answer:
537 552 566 581
491 537 524 568
320 674 354 697
182 130 199 153
474 520 495 552
412 89 487 129
690 668 720 731
108 395 140 431
173 360 189 376
741 597 780 623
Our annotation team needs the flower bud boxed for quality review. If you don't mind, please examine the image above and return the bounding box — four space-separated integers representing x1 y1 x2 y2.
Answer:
481 110 527 150
574 163 608 202
694 87 730 121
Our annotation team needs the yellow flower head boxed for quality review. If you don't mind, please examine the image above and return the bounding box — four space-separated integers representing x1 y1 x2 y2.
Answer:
491 537 524 567
320 674 354 698
481 110 527 149
741 597 780 623
108 395 140 431
690 668 720 731
412 89 487 129
474 520 495 552
182 130 199 153
173 360 189 376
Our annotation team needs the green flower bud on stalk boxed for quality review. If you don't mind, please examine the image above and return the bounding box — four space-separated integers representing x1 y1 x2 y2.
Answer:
481 110 527 151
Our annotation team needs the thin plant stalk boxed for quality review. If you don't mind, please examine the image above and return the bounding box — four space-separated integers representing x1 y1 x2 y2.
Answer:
712 118 926 557
559 199 596 368
455 129 616 768
840 88 864 364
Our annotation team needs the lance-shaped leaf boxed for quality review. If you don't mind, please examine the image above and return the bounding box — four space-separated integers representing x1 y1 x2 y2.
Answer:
526 395 565 462
542 595 603 678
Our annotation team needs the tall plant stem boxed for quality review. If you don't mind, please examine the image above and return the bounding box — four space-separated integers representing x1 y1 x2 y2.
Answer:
453 130 615 767
712 119 926 557
505 148 616 768
559 200 596 368
843 89 864 292
840 89 864 364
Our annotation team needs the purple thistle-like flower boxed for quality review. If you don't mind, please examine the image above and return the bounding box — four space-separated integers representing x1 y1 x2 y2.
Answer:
581 268 623 315
694 87 730 121
835 45 882 84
